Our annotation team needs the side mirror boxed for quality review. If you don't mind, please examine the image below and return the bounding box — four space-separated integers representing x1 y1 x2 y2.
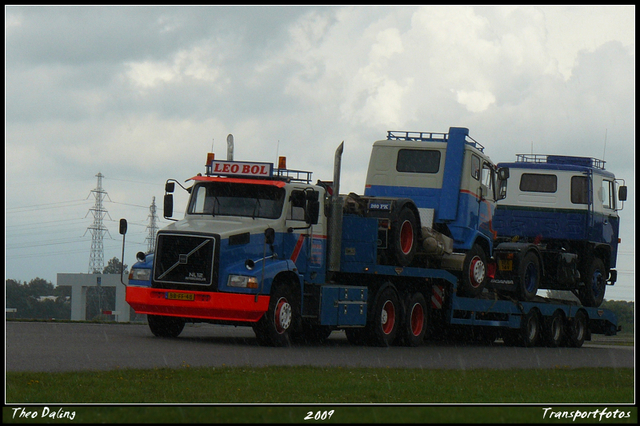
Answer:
306 200 320 225
119 218 128 235
165 181 175 193
619 186 627 202
265 228 275 245
498 167 510 180
164 194 174 219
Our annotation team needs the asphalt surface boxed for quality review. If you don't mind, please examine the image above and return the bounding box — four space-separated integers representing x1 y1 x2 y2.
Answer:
6 321 634 373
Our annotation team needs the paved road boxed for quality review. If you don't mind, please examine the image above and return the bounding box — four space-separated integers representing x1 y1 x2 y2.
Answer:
6 321 634 373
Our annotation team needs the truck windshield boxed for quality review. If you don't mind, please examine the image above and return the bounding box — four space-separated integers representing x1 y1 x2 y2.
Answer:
189 182 285 219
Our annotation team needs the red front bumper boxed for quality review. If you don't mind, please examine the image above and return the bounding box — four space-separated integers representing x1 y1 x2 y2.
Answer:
126 286 270 323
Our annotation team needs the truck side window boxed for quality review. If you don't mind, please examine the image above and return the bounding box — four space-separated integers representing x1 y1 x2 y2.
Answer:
471 155 481 181
396 149 440 173
481 163 494 199
520 173 557 193
602 180 615 210
571 176 589 204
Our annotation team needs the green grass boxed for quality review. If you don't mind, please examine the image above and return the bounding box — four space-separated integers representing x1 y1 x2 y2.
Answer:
4 366 636 423
6 366 634 404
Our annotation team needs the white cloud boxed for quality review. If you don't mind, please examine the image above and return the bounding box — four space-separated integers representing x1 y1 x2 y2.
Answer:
5 5 635 301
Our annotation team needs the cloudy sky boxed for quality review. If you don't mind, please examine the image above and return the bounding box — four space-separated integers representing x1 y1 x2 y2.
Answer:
5 5 635 301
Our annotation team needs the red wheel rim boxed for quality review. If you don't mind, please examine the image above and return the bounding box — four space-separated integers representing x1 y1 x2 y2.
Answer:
468 256 486 288
409 303 424 337
400 220 414 255
381 300 396 335
274 297 292 334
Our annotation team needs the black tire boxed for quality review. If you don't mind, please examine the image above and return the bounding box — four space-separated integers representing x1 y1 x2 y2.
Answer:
458 244 488 297
520 310 542 347
253 283 298 347
398 292 428 347
567 310 588 348
517 252 540 301
579 257 606 307
543 310 566 347
147 315 185 338
504 310 541 347
390 208 418 266
368 286 400 347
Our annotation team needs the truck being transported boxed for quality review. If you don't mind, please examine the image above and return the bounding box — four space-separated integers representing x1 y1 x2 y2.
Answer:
491 154 627 307
121 128 621 348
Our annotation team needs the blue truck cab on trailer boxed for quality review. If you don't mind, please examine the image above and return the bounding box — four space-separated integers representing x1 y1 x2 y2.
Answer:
491 154 627 307
363 128 501 297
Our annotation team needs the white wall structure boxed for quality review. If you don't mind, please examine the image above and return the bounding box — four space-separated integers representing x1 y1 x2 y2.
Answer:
57 273 130 322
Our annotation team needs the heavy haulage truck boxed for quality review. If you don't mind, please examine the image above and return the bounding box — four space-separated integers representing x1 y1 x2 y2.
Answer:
122 128 624 348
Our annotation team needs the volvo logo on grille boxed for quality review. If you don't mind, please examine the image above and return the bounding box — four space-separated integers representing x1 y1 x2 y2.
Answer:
157 237 213 283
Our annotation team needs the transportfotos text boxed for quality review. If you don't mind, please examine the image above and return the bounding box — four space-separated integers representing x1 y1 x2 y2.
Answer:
542 407 631 421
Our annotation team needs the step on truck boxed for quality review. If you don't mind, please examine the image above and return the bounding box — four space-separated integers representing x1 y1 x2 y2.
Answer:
121 128 619 348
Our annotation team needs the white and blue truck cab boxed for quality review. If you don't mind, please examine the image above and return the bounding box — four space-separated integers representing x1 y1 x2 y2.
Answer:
363 127 501 297
491 154 627 307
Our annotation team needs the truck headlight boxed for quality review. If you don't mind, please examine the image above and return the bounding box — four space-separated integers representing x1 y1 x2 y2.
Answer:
227 275 259 289
129 268 151 281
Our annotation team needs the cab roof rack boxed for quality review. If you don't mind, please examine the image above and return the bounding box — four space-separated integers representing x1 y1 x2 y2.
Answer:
515 154 606 170
386 130 485 153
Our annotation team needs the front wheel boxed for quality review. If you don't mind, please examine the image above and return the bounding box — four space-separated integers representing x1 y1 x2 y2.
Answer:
253 284 298 347
458 244 488 297
147 315 185 338
579 258 606 307
517 252 540 301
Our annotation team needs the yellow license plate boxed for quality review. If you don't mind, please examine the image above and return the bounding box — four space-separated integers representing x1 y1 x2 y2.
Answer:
498 259 513 271
166 292 195 301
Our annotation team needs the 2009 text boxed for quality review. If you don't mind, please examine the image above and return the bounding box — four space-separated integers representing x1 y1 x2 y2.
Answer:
304 410 335 421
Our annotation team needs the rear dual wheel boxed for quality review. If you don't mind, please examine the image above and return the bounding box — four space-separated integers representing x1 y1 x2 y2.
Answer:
397 292 428 347
390 208 418 267
543 310 566 347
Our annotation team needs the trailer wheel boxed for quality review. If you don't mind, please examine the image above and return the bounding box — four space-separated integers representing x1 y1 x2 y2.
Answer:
458 244 488 297
390 208 418 266
579 258 606 307
398 292 428 347
543 310 566 347
253 284 298 347
567 310 587 348
504 310 541 347
368 287 400 347
520 310 541 347
517 252 540 301
147 315 185 338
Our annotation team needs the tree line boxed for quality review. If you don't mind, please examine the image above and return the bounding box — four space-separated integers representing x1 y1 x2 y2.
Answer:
5 261 634 333
6 257 127 321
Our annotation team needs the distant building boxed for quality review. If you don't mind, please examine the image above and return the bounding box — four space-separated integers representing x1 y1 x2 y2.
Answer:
56 273 130 322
